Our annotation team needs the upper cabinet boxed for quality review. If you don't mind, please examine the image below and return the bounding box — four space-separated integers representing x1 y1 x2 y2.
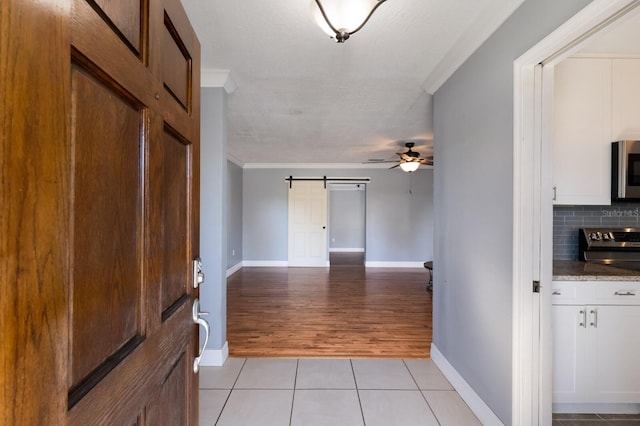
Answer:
612 59 640 141
553 57 640 205
553 58 612 205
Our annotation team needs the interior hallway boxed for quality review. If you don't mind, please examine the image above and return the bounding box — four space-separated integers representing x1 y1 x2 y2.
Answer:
226 263 431 358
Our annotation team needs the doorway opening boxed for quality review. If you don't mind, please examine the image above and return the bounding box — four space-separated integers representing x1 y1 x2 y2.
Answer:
328 183 366 266
513 1 640 423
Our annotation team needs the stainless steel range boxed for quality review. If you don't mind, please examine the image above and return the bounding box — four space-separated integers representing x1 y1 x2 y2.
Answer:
579 227 640 270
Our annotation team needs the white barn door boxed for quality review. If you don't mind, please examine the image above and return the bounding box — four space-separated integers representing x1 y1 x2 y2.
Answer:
288 181 328 267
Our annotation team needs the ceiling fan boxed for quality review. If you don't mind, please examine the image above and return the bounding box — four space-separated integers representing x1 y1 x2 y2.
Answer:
364 142 433 172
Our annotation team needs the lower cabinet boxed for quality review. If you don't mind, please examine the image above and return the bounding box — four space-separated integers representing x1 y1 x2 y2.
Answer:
552 281 640 405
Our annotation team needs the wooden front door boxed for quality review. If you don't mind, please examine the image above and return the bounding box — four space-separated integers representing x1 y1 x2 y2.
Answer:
1 0 202 424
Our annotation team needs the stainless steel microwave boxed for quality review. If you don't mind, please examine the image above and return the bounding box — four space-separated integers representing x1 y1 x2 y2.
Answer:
612 140 640 201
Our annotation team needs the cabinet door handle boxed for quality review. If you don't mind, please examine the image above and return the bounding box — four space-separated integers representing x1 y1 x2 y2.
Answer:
590 308 598 328
552 291 561 296
579 309 586 328
553 186 557 201
615 291 636 296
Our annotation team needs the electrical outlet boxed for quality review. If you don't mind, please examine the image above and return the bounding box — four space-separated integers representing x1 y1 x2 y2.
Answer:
232 249 235 256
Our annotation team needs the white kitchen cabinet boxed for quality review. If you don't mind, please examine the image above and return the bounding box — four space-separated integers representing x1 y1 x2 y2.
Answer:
553 58 612 205
553 305 588 402
553 57 640 205
552 280 640 405
612 59 640 141
592 305 640 403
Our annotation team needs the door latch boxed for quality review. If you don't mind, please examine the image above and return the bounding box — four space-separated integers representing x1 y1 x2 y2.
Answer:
533 280 541 293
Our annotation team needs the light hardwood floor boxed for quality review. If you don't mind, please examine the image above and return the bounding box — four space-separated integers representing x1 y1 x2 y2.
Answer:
227 264 432 358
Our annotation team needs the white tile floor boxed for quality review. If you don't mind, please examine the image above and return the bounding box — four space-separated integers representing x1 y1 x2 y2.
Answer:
199 358 482 426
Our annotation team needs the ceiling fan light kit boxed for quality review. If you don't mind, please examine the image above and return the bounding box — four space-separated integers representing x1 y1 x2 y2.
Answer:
311 0 388 43
399 161 420 173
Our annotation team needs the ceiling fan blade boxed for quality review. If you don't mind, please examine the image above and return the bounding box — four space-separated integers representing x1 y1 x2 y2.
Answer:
389 164 400 169
362 160 399 164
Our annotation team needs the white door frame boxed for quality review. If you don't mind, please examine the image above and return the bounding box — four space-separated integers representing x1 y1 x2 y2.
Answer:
513 1 640 424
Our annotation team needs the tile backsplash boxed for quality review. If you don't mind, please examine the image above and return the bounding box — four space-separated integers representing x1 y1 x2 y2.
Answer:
554 203 640 260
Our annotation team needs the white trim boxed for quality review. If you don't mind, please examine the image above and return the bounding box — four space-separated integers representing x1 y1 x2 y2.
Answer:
553 403 640 414
227 152 245 168
200 341 229 367
244 162 390 169
329 248 365 253
431 344 504 426
422 0 524 94
365 261 424 268
226 262 242 278
571 53 640 59
242 260 288 267
243 163 434 170
201 69 237 94
512 1 640 424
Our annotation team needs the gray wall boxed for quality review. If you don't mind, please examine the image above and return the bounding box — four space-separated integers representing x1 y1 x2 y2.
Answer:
200 88 227 350
227 161 243 269
329 186 365 250
243 168 433 262
432 0 591 423
554 203 640 259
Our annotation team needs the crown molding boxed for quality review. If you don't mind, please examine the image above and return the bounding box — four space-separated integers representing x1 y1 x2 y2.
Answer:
241 162 433 170
201 69 237 94
243 162 398 169
422 0 524 94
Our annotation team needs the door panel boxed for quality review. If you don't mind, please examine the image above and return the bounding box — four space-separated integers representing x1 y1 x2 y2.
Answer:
163 21 191 110
70 64 144 392
91 0 144 55
145 353 189 425
156 130 190 315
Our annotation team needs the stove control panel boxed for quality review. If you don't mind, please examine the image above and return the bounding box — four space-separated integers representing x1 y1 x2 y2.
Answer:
579 228 640 261
587 231 616 241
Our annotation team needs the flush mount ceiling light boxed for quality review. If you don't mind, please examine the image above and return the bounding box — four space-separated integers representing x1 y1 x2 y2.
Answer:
311 0 389 43
399 161 420 173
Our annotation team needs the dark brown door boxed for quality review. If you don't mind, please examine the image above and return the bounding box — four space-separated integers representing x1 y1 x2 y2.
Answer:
1 0 201 424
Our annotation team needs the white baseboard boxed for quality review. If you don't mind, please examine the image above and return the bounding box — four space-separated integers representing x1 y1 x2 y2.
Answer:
329 248 365 253
226 262 242 278
365 261 425 268
431 344 504 426
200 341 229 367
231 260 426 269
553 403 640 414
242 260 288 267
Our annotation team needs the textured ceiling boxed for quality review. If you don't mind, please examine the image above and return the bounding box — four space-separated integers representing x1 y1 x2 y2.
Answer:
181 0 523 165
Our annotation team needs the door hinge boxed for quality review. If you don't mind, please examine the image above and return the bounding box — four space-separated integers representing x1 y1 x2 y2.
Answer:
533 280 541 293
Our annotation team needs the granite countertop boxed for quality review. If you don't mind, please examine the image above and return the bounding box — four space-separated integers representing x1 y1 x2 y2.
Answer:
553 259 640 281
